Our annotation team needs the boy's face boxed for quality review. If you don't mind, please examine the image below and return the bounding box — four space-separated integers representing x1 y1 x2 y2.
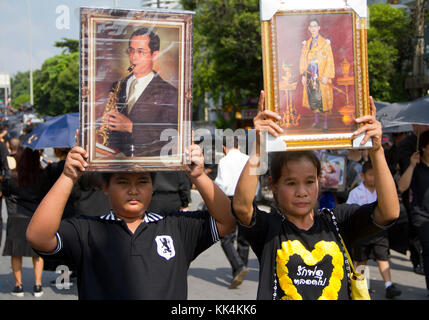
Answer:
103 172 153 219
362 169 375 189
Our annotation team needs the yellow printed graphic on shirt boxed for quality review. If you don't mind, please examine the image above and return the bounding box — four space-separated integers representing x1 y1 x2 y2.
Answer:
276 240 344 300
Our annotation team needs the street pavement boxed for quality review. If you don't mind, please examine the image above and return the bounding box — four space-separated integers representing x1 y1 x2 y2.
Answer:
0 191 427 300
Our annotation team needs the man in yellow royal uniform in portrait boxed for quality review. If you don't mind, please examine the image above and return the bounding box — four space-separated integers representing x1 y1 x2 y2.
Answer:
299 18 335 130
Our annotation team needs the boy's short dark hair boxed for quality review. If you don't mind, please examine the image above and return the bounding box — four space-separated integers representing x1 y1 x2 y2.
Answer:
101 172 157 186
269 151 321 184
362 160 373 174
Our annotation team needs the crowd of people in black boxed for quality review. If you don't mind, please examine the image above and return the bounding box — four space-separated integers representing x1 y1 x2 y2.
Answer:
0 106 428 300
0 111 195 298
299 124 429 299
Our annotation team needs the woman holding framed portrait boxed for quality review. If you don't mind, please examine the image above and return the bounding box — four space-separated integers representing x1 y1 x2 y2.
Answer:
232 92 399 300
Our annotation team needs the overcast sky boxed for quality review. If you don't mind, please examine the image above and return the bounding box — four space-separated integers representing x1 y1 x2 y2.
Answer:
0 0 142 78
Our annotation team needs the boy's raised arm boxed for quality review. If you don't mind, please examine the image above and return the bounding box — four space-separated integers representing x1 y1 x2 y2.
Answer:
232 152 260 227
26 146 88 253
186 144 235 237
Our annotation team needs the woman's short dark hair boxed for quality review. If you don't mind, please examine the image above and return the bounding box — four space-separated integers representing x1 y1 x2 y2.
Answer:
269 151 321 185
101 172 157 186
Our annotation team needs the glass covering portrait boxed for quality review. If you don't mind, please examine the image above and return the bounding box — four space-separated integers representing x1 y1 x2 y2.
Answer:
80 7 193 171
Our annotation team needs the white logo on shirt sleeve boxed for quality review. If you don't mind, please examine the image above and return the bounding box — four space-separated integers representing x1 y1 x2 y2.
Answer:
155 235 176 260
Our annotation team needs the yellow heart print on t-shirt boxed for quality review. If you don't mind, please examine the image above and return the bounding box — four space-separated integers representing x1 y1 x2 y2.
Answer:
276 240 344 300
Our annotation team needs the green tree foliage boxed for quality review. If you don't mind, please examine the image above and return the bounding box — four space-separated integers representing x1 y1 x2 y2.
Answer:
11 39 79 112
181 0 196 10
11 71 31 107
182 0 262 128
12 94 31 109
184 1 413 116
367 4 413 102
54 38 79 54
33 49 79 116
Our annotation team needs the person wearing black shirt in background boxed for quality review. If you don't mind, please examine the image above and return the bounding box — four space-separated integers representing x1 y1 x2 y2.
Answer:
0 125 10 247
148 171 191 213
398 130 429 296
2 147 49 297
397 125 429 274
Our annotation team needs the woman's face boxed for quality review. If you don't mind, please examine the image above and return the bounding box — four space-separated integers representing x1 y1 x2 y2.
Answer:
271 158 319 218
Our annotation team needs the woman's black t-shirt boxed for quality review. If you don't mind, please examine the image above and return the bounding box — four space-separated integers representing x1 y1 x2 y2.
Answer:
236 202 389 300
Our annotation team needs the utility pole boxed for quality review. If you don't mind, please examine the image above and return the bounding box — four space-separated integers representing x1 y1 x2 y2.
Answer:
406 0 428 98
26 0 34 106
413 0 426 77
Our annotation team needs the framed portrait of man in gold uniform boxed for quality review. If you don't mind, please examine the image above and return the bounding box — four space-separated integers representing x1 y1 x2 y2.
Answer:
260 1 371 151
80 7 193 171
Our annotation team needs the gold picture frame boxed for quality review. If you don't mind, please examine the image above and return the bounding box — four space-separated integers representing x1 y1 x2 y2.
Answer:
261 5 371 151
80 7 193 171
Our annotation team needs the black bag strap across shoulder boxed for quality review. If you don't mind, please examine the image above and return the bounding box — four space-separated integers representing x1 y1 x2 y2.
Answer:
321 207 353 298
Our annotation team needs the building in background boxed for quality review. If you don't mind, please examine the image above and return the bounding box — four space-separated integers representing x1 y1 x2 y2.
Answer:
0 73 11 109
141 0 182 9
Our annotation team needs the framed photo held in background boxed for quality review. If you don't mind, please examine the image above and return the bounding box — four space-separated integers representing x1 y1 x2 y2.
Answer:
320 152 346 191
80 7 193 171
260 0 372 152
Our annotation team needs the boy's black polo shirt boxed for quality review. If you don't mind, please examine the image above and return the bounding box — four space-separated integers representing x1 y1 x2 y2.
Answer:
37 210 219 300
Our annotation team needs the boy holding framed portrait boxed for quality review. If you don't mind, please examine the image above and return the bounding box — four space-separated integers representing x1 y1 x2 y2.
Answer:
26 7 236 300
26 142 235 299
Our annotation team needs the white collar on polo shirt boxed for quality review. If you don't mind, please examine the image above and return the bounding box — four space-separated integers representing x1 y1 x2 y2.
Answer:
99 210 165 223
